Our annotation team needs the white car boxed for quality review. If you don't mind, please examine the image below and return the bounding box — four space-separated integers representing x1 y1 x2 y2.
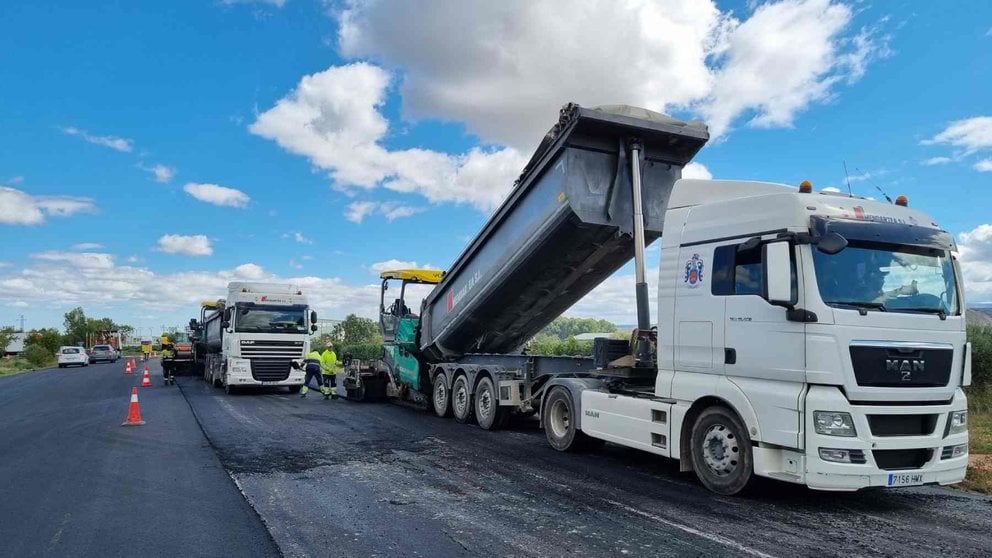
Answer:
57 346 89 368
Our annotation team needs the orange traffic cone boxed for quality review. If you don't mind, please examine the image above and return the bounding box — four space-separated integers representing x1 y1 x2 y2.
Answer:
125 361 133 375
141 369 152 387
122 387 145 426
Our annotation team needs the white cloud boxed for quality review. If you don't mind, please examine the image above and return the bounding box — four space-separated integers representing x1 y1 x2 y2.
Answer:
139 163 175 183
285 231 313 245
922 156 953 166
61 126 133 152
126 255 142 263
72 243 103 250
338 0 884 143
0 258 387 322
368 259 437 275
0 262 14 268
156 234 213 256
0 186 97 225
221 0 286 7
565 271 660 325
183 182 251 208
821 186 842 193
958 224 992 303
924 116 992 153
344 200 423 223
250 63 527 212
345 201 377 223
682 162 713 180
31 251 115 269
974 159 992 172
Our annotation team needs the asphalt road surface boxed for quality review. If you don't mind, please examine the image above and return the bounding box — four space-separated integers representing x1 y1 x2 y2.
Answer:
4 362 991 557
175 376 992 558
0 360 278 558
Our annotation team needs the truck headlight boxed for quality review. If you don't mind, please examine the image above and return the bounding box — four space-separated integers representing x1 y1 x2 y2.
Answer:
947 410 967 436
814 411 857 437
230 359 251 374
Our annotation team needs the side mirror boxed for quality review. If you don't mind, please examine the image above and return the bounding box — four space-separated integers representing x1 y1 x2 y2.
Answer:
310 310 317 324
763 240 794 307
816 232 848 255
189 319 198 330
310 324 318 333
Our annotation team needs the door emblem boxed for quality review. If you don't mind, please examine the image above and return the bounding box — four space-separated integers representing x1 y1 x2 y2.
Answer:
684 254 704 288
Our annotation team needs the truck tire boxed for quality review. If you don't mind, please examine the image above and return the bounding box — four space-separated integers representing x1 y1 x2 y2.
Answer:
432 372 452 418
474 376 506 430
451 375 473 424
543 387 601 451
689 405 754 496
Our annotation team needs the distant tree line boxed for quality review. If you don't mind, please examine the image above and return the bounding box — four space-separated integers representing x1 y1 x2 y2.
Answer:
13 307 132 367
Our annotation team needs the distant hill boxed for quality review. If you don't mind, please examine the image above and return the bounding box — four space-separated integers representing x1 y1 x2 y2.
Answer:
967 308 992 326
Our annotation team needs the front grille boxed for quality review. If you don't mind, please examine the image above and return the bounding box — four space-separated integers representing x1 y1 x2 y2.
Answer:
249 358 292 381
849 449 867 464
867 414 938 437
239 342 303 382
872 448 933 470
849 344 953 387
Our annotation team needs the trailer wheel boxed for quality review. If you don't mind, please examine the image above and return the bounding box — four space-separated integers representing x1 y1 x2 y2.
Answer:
432 372 452 418
543 387 600 451
451 375 473 424
689 406 754 496
474 376 506 430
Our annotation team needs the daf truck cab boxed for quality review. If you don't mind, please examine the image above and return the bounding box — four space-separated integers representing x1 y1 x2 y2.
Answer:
193 282 318 393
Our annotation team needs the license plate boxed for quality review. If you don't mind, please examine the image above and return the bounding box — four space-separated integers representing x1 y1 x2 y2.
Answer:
887 472 924 487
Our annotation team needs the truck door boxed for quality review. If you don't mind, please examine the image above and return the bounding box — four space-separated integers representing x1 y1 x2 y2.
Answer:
673 244 724 376
717 240 806 448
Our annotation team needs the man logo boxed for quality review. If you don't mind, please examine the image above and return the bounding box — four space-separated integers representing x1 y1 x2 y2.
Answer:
886 358 924 381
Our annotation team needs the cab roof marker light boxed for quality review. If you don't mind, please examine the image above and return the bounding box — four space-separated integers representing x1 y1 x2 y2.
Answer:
799 180 813 193
895 195 908 207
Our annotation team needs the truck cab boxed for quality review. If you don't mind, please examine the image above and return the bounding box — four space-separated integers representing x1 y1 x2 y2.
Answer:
579 179 969 493
195 282 319 393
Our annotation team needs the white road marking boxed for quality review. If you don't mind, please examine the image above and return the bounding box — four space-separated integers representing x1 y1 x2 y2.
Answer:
605 500 777 558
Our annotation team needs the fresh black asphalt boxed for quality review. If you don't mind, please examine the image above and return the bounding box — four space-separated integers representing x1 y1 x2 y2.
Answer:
4 360 992 557
0 360 279 558
177 376 992 558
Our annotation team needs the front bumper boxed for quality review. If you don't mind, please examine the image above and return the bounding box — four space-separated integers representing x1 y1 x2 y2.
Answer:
804 385 968 491
226 357 304 386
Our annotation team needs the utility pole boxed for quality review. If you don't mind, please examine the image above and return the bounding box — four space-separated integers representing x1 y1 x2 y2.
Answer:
18 315 25 332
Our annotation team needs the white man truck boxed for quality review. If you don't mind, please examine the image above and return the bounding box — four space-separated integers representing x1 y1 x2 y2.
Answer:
374 104 970 495
192 282 318 394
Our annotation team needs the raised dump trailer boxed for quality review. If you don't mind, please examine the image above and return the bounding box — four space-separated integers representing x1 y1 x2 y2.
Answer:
376 103 970 496
419 104 707 361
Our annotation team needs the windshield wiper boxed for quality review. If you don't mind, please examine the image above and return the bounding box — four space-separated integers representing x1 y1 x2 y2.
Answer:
829 301 887 315
897 307 948 320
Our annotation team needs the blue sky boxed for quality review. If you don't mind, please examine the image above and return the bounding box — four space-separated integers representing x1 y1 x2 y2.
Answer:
2 0 991 333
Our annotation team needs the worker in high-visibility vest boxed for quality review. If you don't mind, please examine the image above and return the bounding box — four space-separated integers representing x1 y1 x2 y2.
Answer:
299 350 323 398
320 342 340 400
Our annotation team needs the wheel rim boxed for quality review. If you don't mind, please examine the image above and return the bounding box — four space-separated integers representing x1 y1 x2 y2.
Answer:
453 380 468 416
478 383 492 420
434 378 447 409
701 423 739 477
549 399 570 439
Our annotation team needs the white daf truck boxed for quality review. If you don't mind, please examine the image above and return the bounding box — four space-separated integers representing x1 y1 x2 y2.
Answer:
374 104 970 495
193 282 317 393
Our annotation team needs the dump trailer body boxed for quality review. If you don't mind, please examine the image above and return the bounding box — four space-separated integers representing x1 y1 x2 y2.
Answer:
419 105 708 361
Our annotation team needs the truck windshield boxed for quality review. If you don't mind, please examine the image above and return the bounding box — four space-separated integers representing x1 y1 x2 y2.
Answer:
234 304 308 334
812 242 959 315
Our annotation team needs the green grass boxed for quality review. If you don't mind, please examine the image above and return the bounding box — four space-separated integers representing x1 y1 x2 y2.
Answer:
0 357 56 376
963 387 992 494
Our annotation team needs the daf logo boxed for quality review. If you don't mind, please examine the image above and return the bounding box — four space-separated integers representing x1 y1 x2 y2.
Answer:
886 358 924 381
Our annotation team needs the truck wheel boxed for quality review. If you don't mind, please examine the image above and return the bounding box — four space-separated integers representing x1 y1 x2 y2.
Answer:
432 373 452 418
451 375 473 424
690 406 754 496
543 387 600 451
474 376 506 430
